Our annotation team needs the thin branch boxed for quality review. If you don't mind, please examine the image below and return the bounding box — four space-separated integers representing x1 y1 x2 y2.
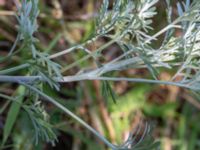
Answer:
0 75 191 90
61 37 118 72
8 34 20 56
0 76 41 83
181 93 200 110
0 64 30 75
0 11 15 16
21 82 117 150
49 36 99 59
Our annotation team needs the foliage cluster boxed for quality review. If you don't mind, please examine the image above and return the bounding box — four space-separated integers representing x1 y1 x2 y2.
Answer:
1 0 200 149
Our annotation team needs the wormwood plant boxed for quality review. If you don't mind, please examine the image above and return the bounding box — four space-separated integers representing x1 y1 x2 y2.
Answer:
1 0 200 149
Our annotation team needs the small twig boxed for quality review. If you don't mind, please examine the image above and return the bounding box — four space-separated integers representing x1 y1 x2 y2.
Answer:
93 80 116 142
49 36 99 59
8 34 20 56
0 11 15 16
61 36 119 72
181 93 200 110
0 28 15 42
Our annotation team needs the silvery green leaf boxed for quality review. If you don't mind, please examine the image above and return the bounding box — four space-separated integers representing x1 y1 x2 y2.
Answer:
177 2 184 17
185 0 191 11
25 1 32 17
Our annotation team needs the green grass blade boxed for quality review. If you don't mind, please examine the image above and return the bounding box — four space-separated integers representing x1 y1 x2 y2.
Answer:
2 86 25 146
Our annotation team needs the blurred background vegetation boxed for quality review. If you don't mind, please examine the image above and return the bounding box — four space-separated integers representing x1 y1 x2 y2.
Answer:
0 0 200 149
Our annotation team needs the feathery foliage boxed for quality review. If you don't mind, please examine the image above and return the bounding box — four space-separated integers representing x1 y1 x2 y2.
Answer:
1 0 200 149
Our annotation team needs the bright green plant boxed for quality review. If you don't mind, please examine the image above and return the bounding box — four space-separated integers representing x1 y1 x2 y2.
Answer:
1 0 200 149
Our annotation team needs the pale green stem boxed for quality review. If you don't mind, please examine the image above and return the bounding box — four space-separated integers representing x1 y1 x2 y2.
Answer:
61 37 118 73
0 93 23 105
49 36 99 59
0 75 40 83
144 20 180 44
61 75 190 90
8 34 20 56
85 76 190 89
21 82 117 150
0 64 30 75
0 74 191 90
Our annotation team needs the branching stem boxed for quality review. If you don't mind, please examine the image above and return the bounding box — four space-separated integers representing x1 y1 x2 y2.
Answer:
0 75 190 90
21 82 117 150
